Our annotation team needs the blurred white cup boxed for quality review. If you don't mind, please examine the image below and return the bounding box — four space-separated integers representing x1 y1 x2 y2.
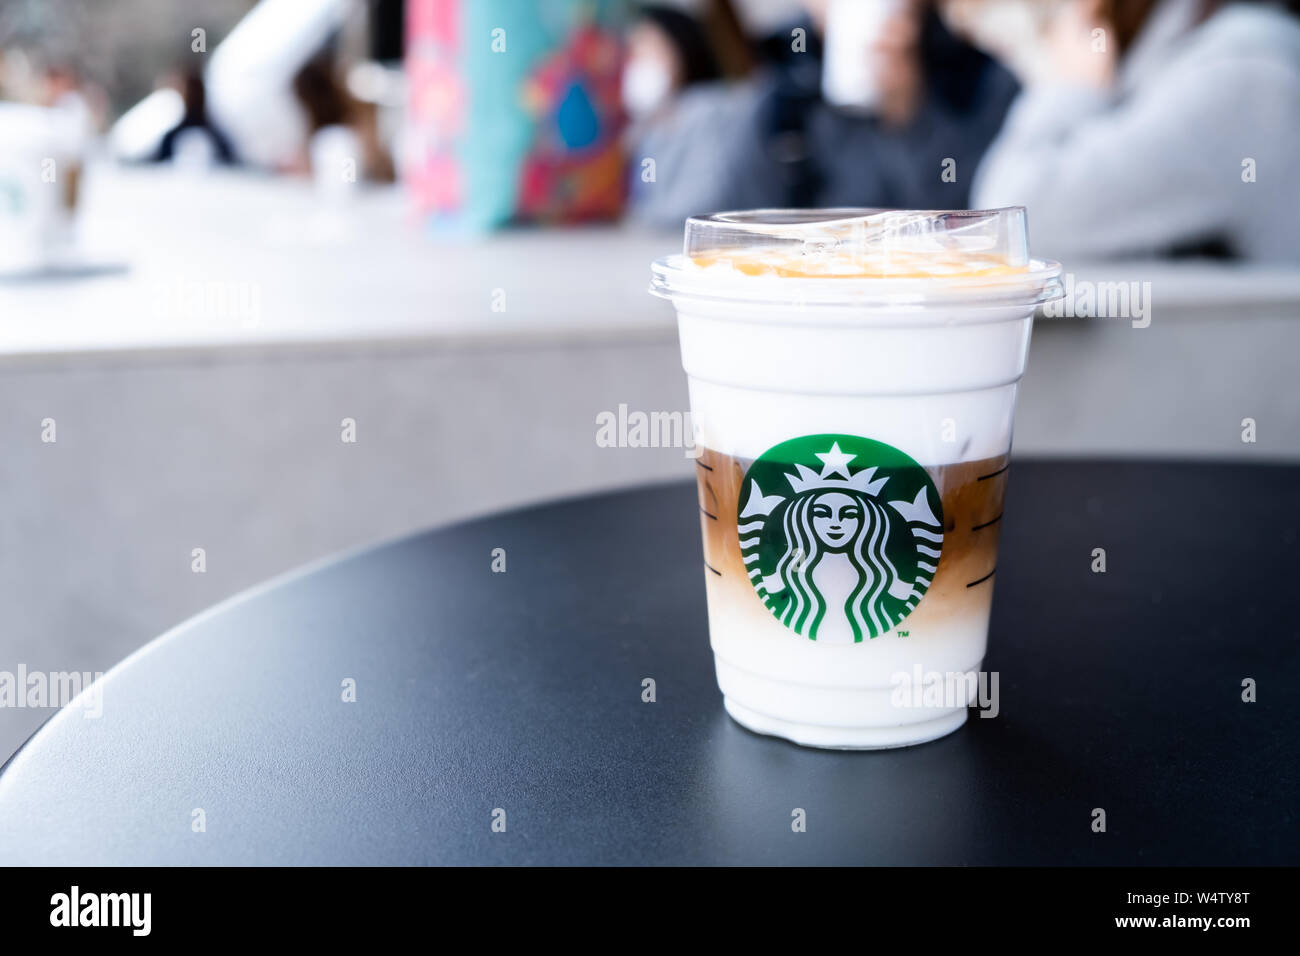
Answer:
0 103 84 272
822 0 907 113
309 124 363 198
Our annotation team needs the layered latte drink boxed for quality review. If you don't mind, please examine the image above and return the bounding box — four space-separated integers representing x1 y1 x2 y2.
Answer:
651 209 1063 749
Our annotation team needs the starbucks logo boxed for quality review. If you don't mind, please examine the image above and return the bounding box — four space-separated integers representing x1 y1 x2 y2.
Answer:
738 435 943 643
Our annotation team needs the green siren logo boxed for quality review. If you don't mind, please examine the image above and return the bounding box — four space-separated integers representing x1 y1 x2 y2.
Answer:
738 435 943 643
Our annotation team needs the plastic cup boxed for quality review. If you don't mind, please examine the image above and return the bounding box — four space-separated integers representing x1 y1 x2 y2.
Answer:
0 103 84 272
651 208 1063 749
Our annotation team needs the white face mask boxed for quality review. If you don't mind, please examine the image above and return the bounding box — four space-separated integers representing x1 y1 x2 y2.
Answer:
621 58 674 118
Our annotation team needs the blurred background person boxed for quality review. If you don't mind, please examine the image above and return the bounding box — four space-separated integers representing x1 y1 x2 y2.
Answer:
204 0 356 171
622 2 763 227
731 0 1019 210
152 68 237 166
0 56 103 269
292 53 395 185
960 0 1300 262
625 0 1019 225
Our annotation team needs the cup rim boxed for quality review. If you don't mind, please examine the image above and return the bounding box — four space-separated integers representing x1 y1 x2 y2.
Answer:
650 254 1065 310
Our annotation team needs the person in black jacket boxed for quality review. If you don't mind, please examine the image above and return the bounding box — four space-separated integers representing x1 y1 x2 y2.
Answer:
737 0 1019 210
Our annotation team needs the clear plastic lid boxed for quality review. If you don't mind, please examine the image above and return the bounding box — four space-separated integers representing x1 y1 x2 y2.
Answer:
651 208 1063 308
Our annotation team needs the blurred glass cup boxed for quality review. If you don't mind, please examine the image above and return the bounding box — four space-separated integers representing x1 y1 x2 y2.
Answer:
0 103 85 273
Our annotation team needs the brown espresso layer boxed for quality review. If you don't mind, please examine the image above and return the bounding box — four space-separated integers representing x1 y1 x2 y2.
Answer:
694 448 1010 632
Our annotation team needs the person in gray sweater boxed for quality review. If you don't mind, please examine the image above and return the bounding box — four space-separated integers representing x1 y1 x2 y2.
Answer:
964 0 1300 263
624 0 1020 227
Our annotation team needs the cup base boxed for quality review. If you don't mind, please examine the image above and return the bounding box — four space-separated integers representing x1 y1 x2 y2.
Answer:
723 696 968 750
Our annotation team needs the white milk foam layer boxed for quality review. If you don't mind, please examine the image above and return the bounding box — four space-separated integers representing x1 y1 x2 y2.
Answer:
678 300 1032 466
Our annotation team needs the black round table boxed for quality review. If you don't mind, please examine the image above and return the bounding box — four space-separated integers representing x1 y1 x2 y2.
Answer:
1 461 1295 865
